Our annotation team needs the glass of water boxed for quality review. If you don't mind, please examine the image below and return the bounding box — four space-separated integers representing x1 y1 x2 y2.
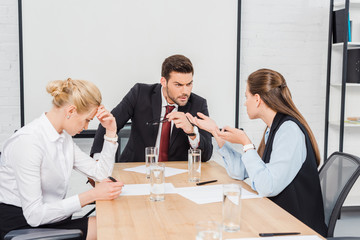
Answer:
149 162 165 201
145 146 158 179
188 148 201 182
222 184 242 232
196 221 222 240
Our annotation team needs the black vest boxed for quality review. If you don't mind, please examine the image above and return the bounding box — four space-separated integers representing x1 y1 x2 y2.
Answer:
263 113 327 237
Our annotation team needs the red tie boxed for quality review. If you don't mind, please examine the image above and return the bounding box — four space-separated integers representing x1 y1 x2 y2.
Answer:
159 105 175 162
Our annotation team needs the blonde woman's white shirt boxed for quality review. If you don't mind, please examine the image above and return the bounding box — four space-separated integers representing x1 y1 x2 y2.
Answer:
0 113 118 227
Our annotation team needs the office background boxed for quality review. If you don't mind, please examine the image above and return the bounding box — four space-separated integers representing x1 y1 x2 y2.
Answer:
1 0 359 236
19 0 238 131
0 0 328 156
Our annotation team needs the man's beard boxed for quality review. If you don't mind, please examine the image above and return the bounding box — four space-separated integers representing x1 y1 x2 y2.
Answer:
167 88 189 106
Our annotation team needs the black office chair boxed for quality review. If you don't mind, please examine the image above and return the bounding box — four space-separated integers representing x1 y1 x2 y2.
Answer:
4 228 83 240
319 151 360 238
115 124 131 163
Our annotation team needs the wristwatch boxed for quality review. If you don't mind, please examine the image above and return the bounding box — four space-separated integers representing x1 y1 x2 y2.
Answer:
186 126 199 137
104 134 118 143
243 143 256 152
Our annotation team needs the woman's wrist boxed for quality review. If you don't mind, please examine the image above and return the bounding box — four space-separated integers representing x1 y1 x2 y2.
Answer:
105 129 117 138
79 188 97 207
242 135 252 146
213 133 225 148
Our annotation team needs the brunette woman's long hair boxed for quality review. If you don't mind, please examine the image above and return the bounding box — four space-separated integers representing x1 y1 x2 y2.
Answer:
248 69 320 166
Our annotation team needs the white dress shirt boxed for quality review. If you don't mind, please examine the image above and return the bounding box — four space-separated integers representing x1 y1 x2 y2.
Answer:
0 113 118 227
155 86 200 149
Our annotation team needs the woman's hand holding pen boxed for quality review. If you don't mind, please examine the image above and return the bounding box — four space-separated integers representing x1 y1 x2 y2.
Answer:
96 105 117 138
93 177 124 201
79 177 123 207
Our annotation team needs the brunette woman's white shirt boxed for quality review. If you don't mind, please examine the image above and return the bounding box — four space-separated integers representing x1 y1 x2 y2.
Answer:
0 113 118 227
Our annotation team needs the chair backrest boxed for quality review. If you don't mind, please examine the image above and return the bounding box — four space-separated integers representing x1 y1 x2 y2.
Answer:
4 228 82 240
319 151 360 237
115 124 131 163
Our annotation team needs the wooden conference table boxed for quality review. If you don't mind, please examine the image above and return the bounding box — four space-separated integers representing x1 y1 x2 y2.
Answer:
96 161 325 239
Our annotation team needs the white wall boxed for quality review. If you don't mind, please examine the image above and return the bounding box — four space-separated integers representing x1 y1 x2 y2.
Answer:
20 0 238 130
0 0 330 158
238 0 329 164
0 0 20 149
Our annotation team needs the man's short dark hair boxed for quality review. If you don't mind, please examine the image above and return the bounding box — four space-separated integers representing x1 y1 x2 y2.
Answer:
161 54 194 80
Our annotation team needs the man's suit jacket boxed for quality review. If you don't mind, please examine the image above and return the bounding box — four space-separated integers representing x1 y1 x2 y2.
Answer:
91 83 213 162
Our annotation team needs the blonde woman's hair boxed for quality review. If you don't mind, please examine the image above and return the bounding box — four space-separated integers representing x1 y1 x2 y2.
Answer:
247 69 321 166
46 78 102 113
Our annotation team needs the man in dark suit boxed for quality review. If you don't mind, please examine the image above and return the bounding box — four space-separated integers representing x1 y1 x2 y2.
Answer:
90 54 213 162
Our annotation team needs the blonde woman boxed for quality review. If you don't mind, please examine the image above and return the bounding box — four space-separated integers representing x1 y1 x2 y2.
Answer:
0 78 123 240
187 69 327 237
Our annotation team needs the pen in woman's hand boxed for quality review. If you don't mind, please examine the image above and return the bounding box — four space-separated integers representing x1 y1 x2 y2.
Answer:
108 176 117 182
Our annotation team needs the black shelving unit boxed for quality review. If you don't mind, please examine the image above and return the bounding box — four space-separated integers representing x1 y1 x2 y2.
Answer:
324 0 360 161
324 0 350 160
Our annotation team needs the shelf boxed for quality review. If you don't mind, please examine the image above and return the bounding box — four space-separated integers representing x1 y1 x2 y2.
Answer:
334 0 360 8
331 83 360 87
329 121 360 127
333 42 360 49
326 0 360 160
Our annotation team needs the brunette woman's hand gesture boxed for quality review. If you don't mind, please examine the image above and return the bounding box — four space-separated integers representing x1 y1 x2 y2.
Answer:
217 126 252 146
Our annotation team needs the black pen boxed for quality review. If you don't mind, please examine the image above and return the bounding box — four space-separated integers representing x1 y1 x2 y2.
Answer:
108 176 117 182
196 180 217 186
219 128 244 131
259 232 300 237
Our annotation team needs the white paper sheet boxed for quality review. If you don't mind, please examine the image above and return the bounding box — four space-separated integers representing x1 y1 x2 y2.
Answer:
226 235 322 240
120 183 177 196
164 166 188 177
176 184 261 205
123 165 188 177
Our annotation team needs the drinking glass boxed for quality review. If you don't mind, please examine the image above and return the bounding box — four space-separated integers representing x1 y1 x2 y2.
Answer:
149 162 165 201
145 146 158 179
222 184 242 232
196 221 222 240
188 148 201 182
